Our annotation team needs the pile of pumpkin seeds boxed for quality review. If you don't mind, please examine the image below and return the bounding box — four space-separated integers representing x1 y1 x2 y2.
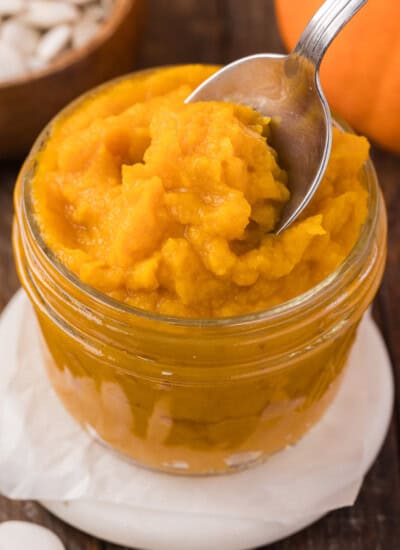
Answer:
0 0 115 82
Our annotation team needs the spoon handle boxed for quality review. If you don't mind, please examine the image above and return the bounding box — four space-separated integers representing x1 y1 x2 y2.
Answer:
293 0 368 68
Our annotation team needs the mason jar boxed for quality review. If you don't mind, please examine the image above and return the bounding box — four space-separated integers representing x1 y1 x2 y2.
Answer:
13 73 387 475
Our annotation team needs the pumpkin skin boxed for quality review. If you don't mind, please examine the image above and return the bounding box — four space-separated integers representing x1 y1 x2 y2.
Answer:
274 0 400 153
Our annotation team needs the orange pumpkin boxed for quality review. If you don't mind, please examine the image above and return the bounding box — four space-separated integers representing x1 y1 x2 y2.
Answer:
274 0 400 154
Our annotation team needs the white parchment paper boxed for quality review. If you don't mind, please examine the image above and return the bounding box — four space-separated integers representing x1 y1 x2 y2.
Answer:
0 290 392 524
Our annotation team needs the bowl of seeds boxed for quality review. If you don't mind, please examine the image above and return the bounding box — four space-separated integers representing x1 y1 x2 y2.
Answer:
0 0 146 159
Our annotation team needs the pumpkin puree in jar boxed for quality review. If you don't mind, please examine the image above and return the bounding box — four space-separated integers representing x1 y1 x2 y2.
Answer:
21 64 378 474
32 65 369 318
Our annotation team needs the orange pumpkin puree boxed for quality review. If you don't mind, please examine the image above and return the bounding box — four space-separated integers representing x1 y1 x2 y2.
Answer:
17 65 381 474
32 64 369 317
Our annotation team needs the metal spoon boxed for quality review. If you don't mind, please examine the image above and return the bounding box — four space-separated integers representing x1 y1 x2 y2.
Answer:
185 0 367 234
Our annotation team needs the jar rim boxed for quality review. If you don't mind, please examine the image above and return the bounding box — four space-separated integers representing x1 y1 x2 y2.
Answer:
20 66 380 329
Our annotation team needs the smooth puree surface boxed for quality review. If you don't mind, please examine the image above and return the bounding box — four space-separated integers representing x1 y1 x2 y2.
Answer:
32 64 369 317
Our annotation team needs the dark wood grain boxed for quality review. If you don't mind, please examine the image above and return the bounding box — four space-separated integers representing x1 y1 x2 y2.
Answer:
1 1 400 549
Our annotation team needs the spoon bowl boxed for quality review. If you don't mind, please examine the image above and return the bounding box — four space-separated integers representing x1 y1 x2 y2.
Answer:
186 0 367 233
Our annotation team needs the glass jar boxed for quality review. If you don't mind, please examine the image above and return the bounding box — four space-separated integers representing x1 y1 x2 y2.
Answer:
13 74 387 475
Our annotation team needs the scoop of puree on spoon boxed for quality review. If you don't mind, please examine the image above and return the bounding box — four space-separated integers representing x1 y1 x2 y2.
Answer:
186 0 368 234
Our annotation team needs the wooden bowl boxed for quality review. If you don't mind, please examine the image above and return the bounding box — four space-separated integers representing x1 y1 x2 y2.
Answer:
0 0 146 160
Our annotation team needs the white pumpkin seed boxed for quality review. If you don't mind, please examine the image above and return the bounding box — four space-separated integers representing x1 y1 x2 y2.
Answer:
72 18 99 48
0 521 65 550
23 1 79 29
0 41 27 79
37 24 72 61
0 0 25 18
1 19 40 55
84 5 105 22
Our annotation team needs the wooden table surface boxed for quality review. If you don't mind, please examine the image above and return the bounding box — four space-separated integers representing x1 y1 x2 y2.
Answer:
1 1 400 548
